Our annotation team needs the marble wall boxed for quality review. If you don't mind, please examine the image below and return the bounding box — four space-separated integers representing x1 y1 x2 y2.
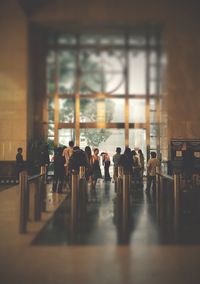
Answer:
0 0 200 161
0 0 28 160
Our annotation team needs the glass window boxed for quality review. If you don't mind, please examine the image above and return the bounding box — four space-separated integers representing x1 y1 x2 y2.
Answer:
80 34 125 45
58 51 76 94
46 50 55 94
59 98 75 123
58 129 75 146
105 99 125 123
48 97 54 123
129 35 146 46
129 51 146 94
48 124 54 137
80 128 125 155
58 34 77 45
129 129 146 158
80 98 125 123
129 99 146 123
80 50 125 94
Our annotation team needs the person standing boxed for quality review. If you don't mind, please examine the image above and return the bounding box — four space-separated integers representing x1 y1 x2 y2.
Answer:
62 141 74 178
112 147 122 181
92 148 102 189
138 149 145 183
52 147 65 193
16 147 24 176
146 151 160 193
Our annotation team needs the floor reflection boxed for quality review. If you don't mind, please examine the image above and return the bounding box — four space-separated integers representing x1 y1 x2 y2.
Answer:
32 180 200 246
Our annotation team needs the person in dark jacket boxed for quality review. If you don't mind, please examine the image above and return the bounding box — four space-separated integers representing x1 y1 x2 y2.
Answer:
16 147 24 176
52 147 65 193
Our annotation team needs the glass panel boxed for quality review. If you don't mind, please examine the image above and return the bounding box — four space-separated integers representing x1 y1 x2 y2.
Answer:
58 51 76 94
150 137 157 149
80 99 125 123
80 99 97 123
58 129 75 146
80 50 125 94
58 34 77 45
106 99 125 123
80 128 125 155
129 99 146 123
150 98 156 110
150 81 157 95
46 50 55 94
48 124 54 137
150 124 157 136
150 66 157 80
150 111 156 123
129 35 146 45
150 51 157 64
129 51 146 94
59 98 75 123
48 97 54 123
129 129 146 160
80 34 125 45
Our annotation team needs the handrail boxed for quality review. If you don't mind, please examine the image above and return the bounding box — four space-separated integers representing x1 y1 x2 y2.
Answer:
28 173 44 182
156 172 174 181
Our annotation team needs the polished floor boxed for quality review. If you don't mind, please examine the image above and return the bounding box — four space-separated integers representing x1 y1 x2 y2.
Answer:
1 179 200 284
33 180 200 246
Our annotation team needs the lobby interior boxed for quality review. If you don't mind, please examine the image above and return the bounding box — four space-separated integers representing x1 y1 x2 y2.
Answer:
1 0 200 283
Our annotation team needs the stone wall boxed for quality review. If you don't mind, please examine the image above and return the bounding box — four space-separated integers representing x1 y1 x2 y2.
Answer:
0 0 28 160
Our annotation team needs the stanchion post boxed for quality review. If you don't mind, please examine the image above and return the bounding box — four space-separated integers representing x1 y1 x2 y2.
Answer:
71 171 79 232
156 173 160 218
122 174 129 233
19 171 28 233
34 178 41 221
79 167 87 220
40 166 47 212
174 173 181 230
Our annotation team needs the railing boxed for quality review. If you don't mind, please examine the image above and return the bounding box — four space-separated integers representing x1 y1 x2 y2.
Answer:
19 166 46 233
70 167 88 233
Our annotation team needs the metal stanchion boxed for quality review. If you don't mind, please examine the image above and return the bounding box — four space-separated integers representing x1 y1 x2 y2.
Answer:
122 174 130 235
40 166 46 212
19 171 28 233
79 167 87 221
156 173 160 219
174 174 181 231
34 178 41 221
71 171 79 233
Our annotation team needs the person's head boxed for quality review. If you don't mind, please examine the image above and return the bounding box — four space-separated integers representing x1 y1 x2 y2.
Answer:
69 141 74 148
150 151 157 158
93 148 99 155
116 147 121 154
138 149 143 155
57 147 63 155
124 147 132 157
17 147 22 153
85 146 92 156
132 150 137 156
73 146 80 152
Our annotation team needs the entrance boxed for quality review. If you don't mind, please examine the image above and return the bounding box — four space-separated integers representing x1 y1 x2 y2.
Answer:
47 30 164 160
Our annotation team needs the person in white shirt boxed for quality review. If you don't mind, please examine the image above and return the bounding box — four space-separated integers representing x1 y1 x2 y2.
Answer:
146 151 160 193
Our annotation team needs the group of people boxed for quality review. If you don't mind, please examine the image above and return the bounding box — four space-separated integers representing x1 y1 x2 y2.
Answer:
16 142 160 194
52 141 104 192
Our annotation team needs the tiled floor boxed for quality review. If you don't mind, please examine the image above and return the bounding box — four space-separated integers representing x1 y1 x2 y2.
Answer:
1 180 200 284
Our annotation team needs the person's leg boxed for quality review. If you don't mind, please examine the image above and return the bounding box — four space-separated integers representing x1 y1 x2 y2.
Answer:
152 176 156 193
146 176 152 193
